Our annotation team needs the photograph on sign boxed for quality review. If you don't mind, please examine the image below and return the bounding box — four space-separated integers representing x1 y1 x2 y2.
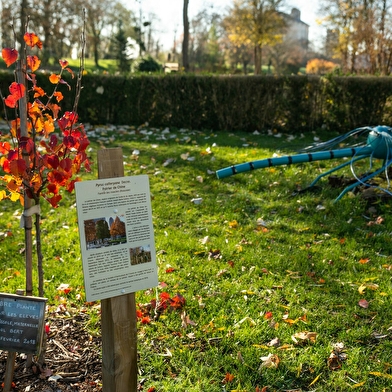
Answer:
75 175 158 302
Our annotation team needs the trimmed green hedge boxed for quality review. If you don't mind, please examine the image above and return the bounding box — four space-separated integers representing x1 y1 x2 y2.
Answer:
1 72 392 132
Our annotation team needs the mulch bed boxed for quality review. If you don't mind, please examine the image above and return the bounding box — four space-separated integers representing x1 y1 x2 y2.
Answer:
0 313 102 392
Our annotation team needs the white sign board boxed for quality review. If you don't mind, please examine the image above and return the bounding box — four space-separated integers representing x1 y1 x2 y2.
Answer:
75 175 158 302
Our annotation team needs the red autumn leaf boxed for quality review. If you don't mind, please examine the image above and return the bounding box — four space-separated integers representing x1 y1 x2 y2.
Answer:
2 48 18 67
48 170 67 186
170 293 186 309
24 32 43 49
45 154 60 169
46 194 62 208
47 183 59 194
27 55 41 72
58 111 78 132
66 179 79 193
0 141 11 154
58 78 71 90
160 292 170 302
141 316 151 324
358 298 369 308
165 267 176 273
59 158 72 172
5 94 17 108
5 82 26 108
49 134 59 150
7 149 18 162
59 59 69 69
147 387 156 392
9 159 27 176
264 311 273 319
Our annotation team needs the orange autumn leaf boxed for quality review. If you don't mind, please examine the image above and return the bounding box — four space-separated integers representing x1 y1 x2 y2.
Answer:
283 318 297 325
359 258 370 264
49 73 61 84
2 48 18 67
223 372 235 384
54 91 64 102
27 55 41 72
33 86 45 98
24 32 43 49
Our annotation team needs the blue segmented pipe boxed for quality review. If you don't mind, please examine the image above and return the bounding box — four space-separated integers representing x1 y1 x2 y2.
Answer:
216 146 374 179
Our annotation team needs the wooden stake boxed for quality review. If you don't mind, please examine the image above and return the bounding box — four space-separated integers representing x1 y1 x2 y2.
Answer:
98 148 138 392
2 352 16 392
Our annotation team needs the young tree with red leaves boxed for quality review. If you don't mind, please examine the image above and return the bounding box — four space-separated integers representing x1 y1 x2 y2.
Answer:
0 22 90 297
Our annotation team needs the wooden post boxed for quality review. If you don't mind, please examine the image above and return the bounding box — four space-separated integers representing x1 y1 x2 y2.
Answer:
2 352 16 392
97 148 138 392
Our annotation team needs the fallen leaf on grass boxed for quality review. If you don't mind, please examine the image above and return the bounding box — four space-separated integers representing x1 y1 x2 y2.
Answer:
367 216 384 226
371 332 389 340
163 158 174 166
181 310 196 328
327 342 347 370
208 249 222 260
217 269 228 277
157 348 172 357
369 371 392 380
259 353 280 369
308 373 322 387
234 316 256 328
57 283 71 294
222 372 235 384
229 220 238 228
267 337 281 347
358 283 379 294
358 298 369 308
264 311 273 319
291 331 317 344
358 284 367 295
359 258 370 264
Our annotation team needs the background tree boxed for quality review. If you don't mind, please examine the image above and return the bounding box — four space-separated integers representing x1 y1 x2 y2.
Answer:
321 0 392 74
113 21 131 73
182 0 190 71
188 9 223 72
223 0 286 74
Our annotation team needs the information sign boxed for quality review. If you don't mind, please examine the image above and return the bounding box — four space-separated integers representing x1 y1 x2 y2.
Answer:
0 293 47 354
75 175 158 302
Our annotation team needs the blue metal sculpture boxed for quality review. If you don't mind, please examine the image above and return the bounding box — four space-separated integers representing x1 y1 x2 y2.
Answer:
216 126 392 202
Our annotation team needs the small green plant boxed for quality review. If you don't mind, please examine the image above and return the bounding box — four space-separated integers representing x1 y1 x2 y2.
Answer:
137 56 162 73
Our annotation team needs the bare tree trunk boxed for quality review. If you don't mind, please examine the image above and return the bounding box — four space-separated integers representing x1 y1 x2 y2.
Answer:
182 0 190 71
254 45 262 75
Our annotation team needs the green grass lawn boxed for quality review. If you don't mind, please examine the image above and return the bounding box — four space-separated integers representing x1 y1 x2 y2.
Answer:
1 124 392 391
0 57 120 74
